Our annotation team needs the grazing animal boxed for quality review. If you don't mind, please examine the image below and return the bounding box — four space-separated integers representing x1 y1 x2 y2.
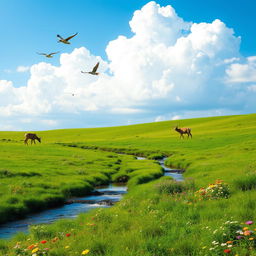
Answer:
57 33 78 44
174 126 192 139
81 62 100 75
24 133 41 145
37 51 60 58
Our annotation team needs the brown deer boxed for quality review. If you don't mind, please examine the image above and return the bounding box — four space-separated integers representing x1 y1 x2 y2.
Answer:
24 133 41 145
174 126 192 139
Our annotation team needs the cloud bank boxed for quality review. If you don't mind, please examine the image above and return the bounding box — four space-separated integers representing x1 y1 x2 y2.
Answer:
1 1 255 130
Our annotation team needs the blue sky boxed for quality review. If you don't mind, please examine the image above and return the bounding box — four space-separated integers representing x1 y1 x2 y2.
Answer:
1 0 255 86
0 0 256 130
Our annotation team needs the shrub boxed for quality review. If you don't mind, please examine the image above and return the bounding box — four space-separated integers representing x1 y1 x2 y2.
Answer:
195 179 230 200
155 178 195 194
207 219 256 255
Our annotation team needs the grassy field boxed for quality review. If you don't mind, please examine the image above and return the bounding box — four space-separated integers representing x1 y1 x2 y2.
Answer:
0 141 162 224
0 113 256 255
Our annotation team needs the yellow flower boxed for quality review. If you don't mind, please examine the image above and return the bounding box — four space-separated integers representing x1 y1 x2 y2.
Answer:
31 248 39 253
249 237 254 240
65 246 70 249
82 249 90 255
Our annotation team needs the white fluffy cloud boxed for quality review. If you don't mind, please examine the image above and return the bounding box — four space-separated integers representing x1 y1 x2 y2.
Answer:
226 56 256 83
16 66 30 73
0 1 255 130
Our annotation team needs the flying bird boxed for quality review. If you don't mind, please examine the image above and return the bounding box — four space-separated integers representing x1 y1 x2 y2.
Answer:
57 33 78 44
81 62 100 75
37 52 60 58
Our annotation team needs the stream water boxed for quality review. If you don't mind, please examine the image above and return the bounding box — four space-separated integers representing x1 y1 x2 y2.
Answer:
0 156 183 239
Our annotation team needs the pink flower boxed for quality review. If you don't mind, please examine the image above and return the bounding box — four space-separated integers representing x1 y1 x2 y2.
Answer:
245 221 253 225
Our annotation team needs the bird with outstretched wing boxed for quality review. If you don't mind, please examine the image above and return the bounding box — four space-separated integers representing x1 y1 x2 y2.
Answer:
57 33 78 44
81 62 100 75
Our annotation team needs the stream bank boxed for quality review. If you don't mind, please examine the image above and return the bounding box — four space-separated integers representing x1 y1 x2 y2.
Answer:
0 156 183 239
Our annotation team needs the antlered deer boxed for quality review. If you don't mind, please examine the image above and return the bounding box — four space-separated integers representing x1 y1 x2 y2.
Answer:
174 126 192 139
24 133 41 145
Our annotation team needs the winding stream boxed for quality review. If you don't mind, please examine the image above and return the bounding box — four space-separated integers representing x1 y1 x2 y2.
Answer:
0 156 183 239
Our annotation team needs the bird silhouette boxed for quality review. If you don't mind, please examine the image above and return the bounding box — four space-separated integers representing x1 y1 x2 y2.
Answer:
57 33 78 44
37 52 60 58
81 62 100 75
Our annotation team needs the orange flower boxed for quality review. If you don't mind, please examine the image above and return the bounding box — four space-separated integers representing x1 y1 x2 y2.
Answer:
243 227 249 231
40 240 47 244
224 249 231 253
226 241 233 244
52 237 59 242
28 244 35 250
244 230 251 236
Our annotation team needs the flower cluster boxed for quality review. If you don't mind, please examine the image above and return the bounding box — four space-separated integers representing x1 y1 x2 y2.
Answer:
203 220 256 255
196 179 230 200
13 232 90 256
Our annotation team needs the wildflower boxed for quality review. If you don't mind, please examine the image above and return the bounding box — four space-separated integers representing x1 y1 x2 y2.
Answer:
221 243 227 246
52 237 59 242
65 246 70 249
224 249 231 253
28 244 36 250
243 227 249 231
245 221 253 225
249 237 254 240
32 248 39 254
236 236 243 240
226 241 233 244
244 230 251 236
66 233 71 237
81 249 90 254
227 245 233 248
40 240 47 244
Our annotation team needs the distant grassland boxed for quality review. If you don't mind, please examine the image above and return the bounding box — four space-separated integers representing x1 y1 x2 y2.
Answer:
0 113 256 255
48 113 256 187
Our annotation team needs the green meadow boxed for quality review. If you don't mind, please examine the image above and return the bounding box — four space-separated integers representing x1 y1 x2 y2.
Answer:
0 113 256 255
